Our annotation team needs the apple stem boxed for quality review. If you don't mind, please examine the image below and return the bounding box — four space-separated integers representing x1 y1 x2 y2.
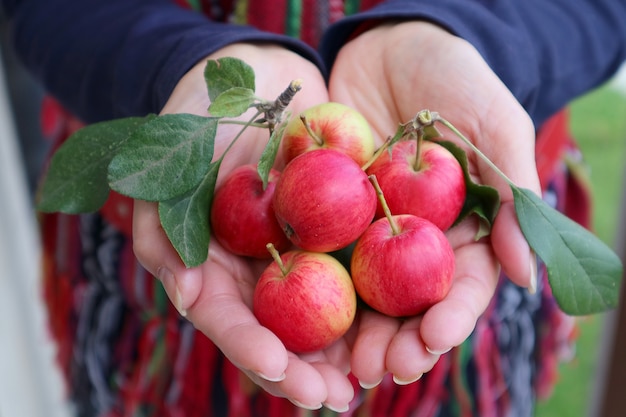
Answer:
361 135 392 171
255 79 303 134
435 115 516 187
300 114 324 146
413 132 423 172
216 110 264 163
266 243 288 276
368 175 400 235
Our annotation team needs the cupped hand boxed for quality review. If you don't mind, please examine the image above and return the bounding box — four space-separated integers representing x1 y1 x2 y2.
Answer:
329 21 541 386
132 43 355 412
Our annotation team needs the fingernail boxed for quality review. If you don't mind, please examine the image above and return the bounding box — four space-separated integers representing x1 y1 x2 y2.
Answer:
528 250 537 295
254 371 286 383
174 285 187 317
289 399 322 410
359 378 383 390
393 373 423 385
157 267 187 317
324 403 350 413
425 346 451 355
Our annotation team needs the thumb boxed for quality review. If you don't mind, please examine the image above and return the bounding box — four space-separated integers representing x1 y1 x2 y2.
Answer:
132 199 203 316
472 103 541 293
132 199 290 382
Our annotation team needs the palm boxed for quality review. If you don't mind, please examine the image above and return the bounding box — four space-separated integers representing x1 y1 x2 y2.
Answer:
329 22 541 384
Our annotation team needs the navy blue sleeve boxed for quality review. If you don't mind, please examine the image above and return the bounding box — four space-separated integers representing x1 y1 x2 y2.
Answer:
319 0 626 127
4 0 626 127
1 0 325 123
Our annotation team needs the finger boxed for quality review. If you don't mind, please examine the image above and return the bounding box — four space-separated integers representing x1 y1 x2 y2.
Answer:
132 199 203 315
419 239 499 354
385 316 441 385
321 336 353 376
242 353 328 410
350 309 400 388
304 357 355 413
277 354 328 409
492 201 538 292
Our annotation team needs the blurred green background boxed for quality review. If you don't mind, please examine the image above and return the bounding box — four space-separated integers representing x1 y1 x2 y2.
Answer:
535 75 626 416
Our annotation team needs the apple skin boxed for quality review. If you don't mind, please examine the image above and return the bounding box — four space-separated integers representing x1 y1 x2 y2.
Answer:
272 149 377 253
366 140 466 231
350 214 455 317
281 102 376 167
253 249 357 353
210 164 291 258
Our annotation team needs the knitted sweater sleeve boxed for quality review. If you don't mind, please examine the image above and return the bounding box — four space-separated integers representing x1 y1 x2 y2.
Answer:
1 0 325 123
320 0 626 127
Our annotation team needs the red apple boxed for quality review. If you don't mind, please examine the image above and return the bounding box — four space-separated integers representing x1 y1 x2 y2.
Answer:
281 102 376 166
350 213 455 317
210 164 290 258
253 245 357 353
272 149 377 252
366 139 466 231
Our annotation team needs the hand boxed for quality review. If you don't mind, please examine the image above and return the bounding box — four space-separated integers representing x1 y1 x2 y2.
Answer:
132 43 355 411
328 21 541 386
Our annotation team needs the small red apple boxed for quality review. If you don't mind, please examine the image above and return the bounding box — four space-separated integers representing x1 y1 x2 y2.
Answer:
210 164 290 258
350 213 455 317
272 149 377 252
253 244 357 353
281 102 376 166
350 175 455 317
366 139 466 231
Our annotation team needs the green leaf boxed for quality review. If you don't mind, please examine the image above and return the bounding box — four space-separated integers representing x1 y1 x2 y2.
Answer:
438 140 500 238
422 124 442 141
158 161 221 267
388 124 406 148
37 116 155 213
204 57 255 102
108 114 217 201
208 87 256 117
257 120 287 189
513 186 623 315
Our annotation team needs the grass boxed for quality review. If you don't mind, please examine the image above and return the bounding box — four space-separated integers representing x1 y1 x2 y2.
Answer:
534 79 626 416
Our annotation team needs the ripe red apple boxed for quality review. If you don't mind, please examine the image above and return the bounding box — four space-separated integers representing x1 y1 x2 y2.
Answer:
253 244 357 353
272 149 377 252
350 213 455 317
366 139 466 231
281 102 376 166
210 164 291 258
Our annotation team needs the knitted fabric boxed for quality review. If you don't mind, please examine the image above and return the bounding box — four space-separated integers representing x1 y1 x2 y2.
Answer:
38 2 584 416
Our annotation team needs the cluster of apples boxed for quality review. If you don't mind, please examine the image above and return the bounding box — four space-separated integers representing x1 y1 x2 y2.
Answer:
210 102 467 353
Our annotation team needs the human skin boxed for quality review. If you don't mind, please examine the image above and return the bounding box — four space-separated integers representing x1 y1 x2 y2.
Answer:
133 21 540 411
329 21 539 386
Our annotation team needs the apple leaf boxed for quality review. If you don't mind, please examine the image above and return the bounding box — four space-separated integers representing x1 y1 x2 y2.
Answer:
512 186 622 315
37 116 155 213
108 114 218 201
388 124 406 149
421 124 442 141
204 57 255 102
437 140 500 237
158 161 221 267
208 87 256 118
257 120 287 189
